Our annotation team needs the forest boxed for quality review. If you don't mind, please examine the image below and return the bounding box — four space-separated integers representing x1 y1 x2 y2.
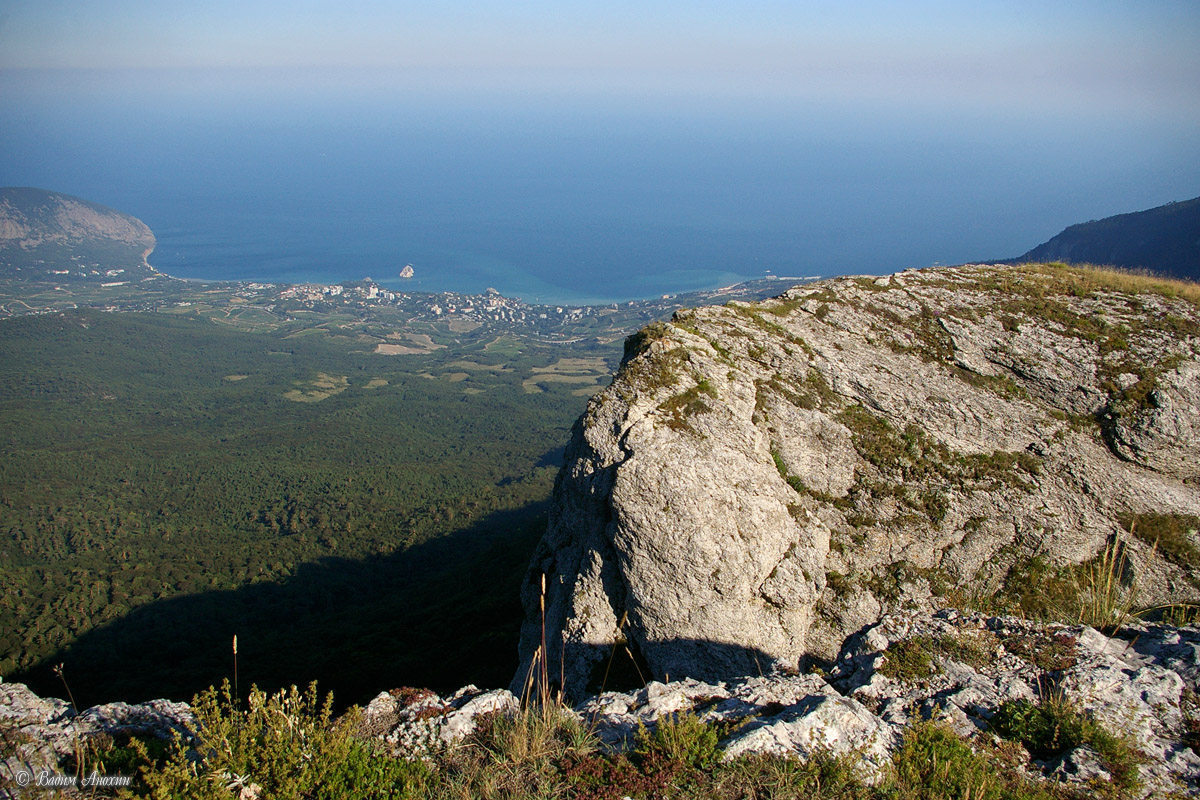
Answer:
0 308 610 707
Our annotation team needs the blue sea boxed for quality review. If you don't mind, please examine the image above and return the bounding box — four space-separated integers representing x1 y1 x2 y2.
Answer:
3 72 1198 304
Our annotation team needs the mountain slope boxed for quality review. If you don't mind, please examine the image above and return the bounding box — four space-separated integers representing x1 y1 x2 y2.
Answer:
1017 196 1200 281
515 263 1200 699
0 187 158 281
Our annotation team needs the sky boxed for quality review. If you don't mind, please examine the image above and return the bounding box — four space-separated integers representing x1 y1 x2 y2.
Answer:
2 1 1199 118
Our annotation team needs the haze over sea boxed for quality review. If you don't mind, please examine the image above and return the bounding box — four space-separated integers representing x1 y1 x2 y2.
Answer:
2 69 1199 305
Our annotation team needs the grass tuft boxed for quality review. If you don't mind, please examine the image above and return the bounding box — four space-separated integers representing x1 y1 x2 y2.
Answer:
1077 538 1138 632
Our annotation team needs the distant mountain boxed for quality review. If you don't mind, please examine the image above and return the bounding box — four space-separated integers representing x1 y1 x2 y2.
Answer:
1016 196 1200 281
0 187 159 282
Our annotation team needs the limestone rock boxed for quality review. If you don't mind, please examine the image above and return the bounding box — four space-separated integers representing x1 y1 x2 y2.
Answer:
574 673 894 778
825 610 1200 796
569 610 1200 795
719 689 895 777
362 685 519 756
515 264 1200 701
0 680 193 783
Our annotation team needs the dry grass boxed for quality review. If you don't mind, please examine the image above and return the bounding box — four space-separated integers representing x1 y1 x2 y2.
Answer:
374 342 430 355
446 318 482 333
445 360 513 372
283 372 349 403
522 357 610 394
1077 538 1137 631
1016 262 1200 306
376 332 445 355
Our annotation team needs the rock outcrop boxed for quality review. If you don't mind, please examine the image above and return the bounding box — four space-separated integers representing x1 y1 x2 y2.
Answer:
570 612 1200 796
0 681 192 783
514 263 1200 700
360 685 520 756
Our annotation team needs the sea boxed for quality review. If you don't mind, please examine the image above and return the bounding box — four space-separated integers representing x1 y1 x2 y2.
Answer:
3 72 1198 305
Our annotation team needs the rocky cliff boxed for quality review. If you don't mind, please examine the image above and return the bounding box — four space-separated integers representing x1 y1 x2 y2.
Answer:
514 263 1200 701
0 187 158 281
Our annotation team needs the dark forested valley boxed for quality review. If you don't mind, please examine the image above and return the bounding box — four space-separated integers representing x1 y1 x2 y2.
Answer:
0 308 605 707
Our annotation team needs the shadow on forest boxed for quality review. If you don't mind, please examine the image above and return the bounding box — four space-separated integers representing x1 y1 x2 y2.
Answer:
14 503 550 710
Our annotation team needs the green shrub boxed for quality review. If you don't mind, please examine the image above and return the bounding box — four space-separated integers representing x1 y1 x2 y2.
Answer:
129 680 425 800
1001 632 1079 673
991 697 1087 759
315 739 430 800
890 720 1059 800
991 696 1141 797
878 638 936 681
658 380 717 433
634 711 722 772
714 751 870 799
564 751 678 800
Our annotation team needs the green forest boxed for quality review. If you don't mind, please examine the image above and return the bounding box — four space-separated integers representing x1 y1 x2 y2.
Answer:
0 308 610 707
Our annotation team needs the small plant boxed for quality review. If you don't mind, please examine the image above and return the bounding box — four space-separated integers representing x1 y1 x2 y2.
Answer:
51 663 89 785
70 730 170 782
991 694 1088 759
878 637 936 681
470 705 594 767
825 570 851 594
1002 632 1079 673
991 694 1142 797
993 554 1084 622
131 680 426 800
232 634 239 703
658 381 715 433
315 738 430 799
634 711 722 772
891 720 1059 800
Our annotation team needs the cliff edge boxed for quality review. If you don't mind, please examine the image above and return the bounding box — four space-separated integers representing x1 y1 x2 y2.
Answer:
515 263 1200 700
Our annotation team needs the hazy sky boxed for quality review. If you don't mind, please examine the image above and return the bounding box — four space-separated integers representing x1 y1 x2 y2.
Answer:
2 1 1198 116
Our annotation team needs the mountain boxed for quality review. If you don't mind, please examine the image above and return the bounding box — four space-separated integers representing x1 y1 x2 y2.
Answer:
515 262 1200 700
0 187 159 282
1016 196 1200 281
